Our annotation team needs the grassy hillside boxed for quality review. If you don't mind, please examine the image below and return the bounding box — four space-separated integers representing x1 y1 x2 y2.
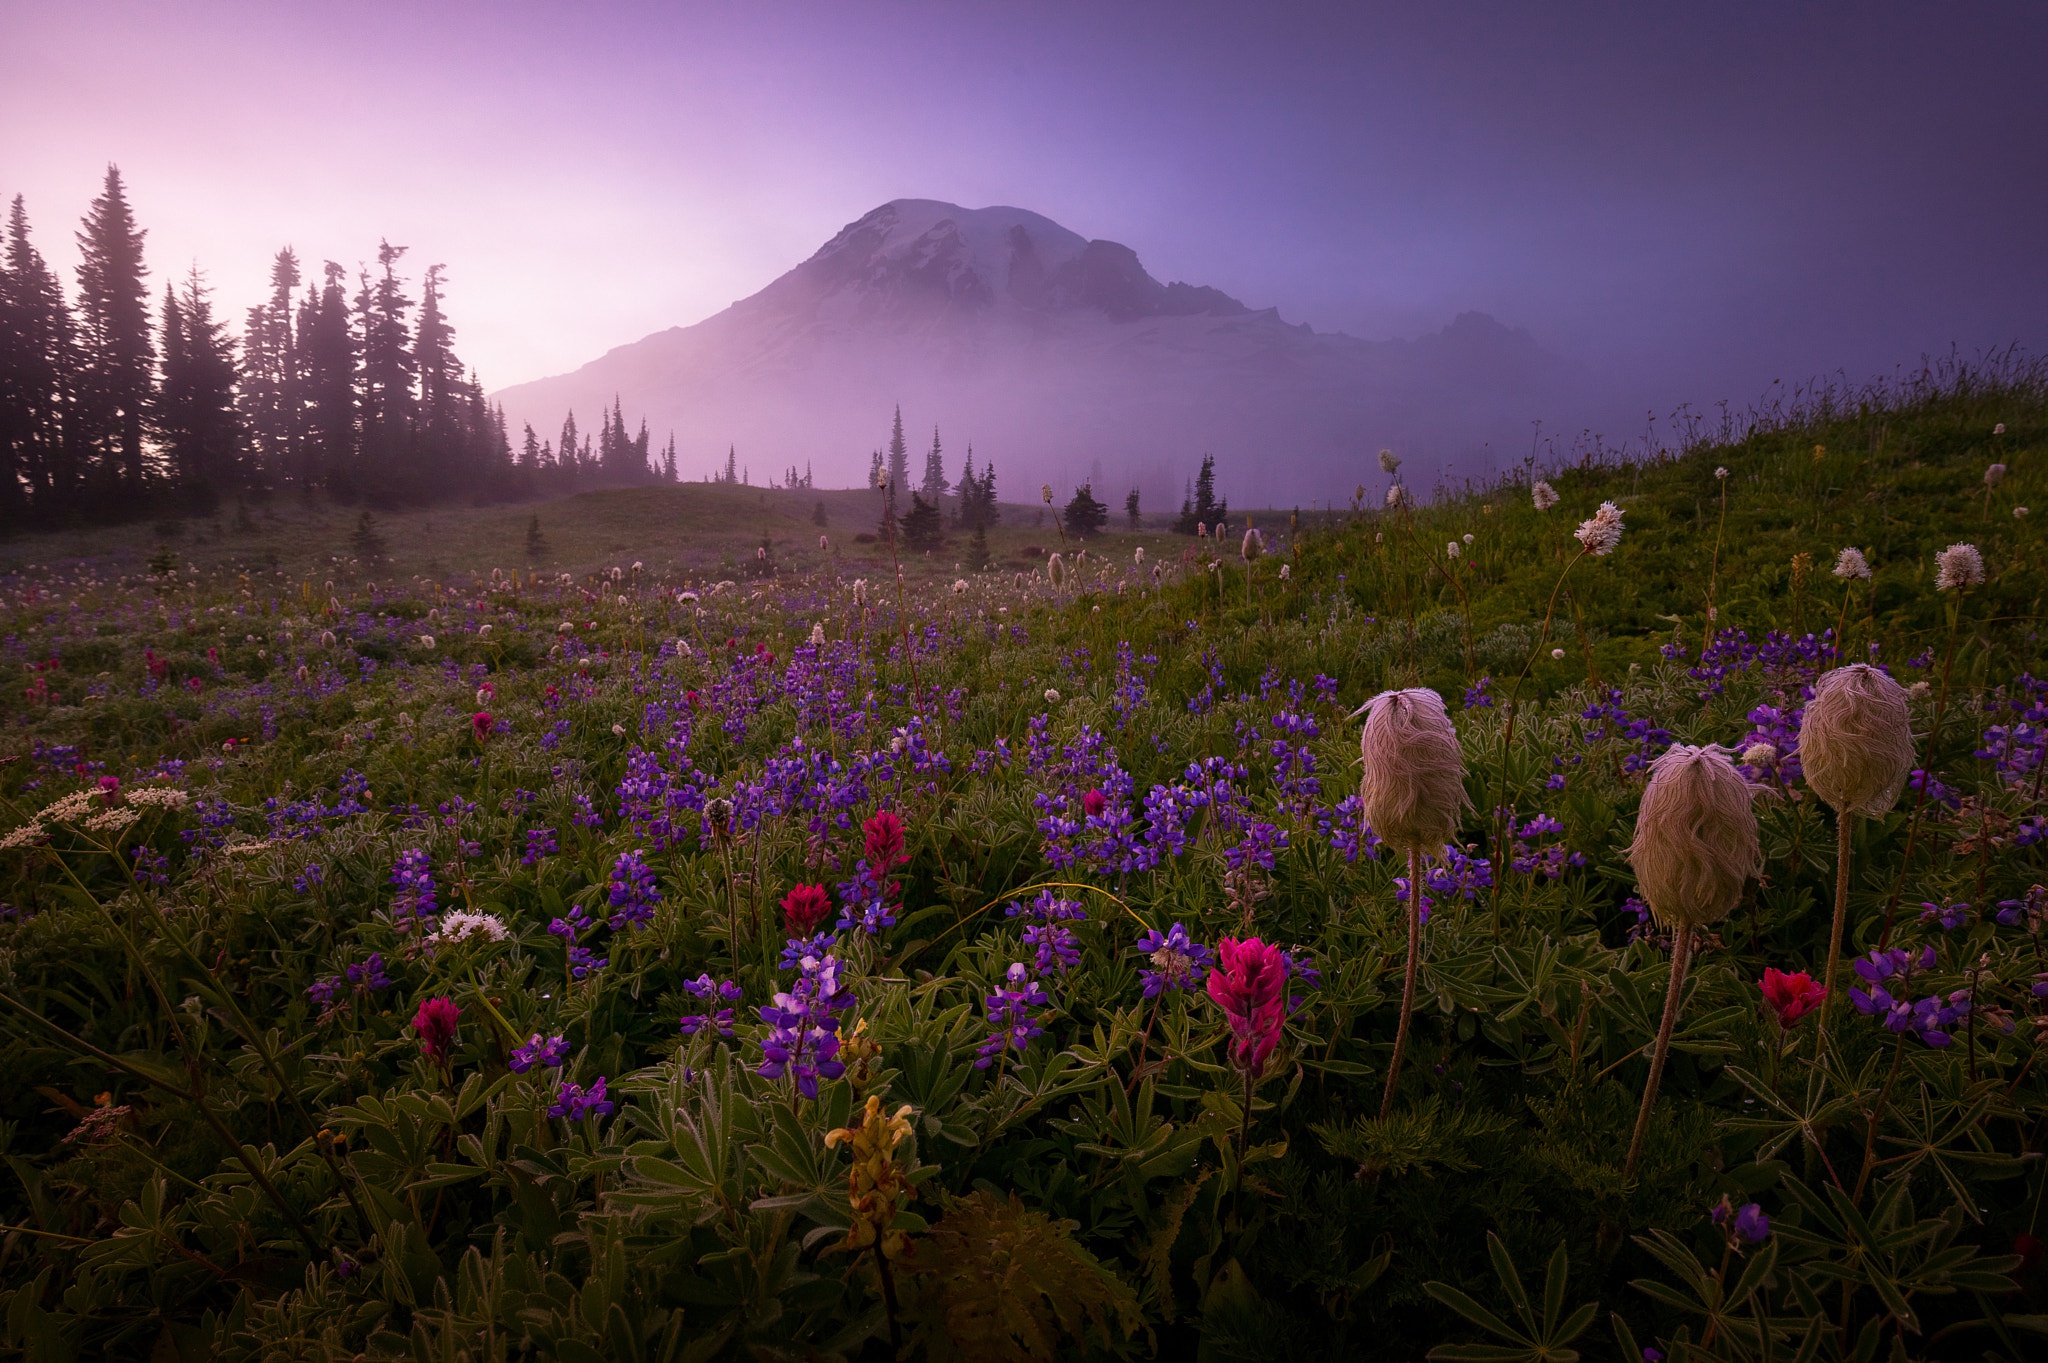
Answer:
2 355 2046 1361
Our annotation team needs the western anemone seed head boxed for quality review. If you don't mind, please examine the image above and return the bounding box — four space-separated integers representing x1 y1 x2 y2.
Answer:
1446 541 1460 559
1934 542 1985 591
1378 448 1401 475
1134 546 1145 564
1627 745 1761 932
1714 466 1730 480
1241 529 1263 561
1800 663 1914 818
1047 553 1066 588
1353 687 1469 856
1385 485 1407 510
1832 547 1872 580
1531 480 1559 511
1574 501 1625 556
1985 463 2007 487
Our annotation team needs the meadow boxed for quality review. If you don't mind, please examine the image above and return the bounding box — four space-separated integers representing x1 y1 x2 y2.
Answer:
2 356 2047 1361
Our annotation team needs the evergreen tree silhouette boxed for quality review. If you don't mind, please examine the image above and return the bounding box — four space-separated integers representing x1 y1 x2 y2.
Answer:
900 491 944 550
1 195 76 519
1063 483 1108 539
885 406 908 512
921 425 949 503
239 247 299 494
152 268 241 510
1125 487 1142 529
73 165 153 504
299 261 355 496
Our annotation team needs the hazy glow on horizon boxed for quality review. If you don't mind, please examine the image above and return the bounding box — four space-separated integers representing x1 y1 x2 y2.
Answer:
5 0 2045 437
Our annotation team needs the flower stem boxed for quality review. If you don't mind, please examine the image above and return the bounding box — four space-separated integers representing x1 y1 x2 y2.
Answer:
1821 813 1855 1049
1380 844 1425 1120
1624 922 1694 1182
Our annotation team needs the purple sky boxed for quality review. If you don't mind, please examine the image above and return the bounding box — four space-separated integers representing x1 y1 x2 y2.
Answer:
6 0 2044 441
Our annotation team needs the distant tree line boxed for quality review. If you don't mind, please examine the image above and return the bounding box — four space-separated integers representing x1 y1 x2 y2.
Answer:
868 406 1003 552
1 165 674 528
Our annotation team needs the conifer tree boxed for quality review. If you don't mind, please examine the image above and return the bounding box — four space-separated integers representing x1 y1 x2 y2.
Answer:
239 247 300 493
1064 483 1108 539
73 165 154 501
1126 487 1142 529
0 195 76 518
921 425 948 503
900 491 944 550
356 241 414 500
153 268 241 508
662 433 677 482
299 261 356 494
524 514 548 559
967 522 991 571
724 445 737 484
885 406 908 511
558 411 579 480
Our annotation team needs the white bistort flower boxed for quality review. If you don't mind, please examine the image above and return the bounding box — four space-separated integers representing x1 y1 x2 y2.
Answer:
1832 548 1872 580
1574 501 1626 556
1934 542 1985 591
1531 481 1559 511
428 911 510 947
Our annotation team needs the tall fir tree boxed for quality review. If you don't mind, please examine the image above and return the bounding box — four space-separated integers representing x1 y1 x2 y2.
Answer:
885 405 908 506
153 268 241 508
73 165 153 501
662 433 677 482
239 247 300 493
356 241 414 500
558 411 579 480
1 195 77 517
298 261 355 495
920 425 948 503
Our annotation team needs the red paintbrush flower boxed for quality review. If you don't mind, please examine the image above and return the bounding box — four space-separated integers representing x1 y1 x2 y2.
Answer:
1207 937 1287 1077
413 996 460 1064
782 883 832 937
863 809 906 869
1760 967 1826 1028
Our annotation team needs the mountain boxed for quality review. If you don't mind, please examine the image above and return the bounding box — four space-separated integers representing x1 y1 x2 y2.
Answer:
493 199 1585 504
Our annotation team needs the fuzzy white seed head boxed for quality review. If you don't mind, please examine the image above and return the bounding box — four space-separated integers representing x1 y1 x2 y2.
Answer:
1385 485 1407 510
1378 448 1401 475
1627 744 1761 931
1740 742 1778 769
1446 542 1460 559
1531 480 1559 511
1279 563 1291 580
1934 542 1985 591
1354 687 1469 857
1800 664 1915 818
1462 533 1475 545
1985 463 2008 487
1044 688 1061 704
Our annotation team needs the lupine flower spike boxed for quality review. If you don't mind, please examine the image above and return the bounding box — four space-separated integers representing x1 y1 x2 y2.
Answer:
1352 686 1468 1118
1623 744 1760 1180
1799 664 1914 1040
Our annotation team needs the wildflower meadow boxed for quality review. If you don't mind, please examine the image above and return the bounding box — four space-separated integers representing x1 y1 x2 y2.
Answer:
5 361 2048 1359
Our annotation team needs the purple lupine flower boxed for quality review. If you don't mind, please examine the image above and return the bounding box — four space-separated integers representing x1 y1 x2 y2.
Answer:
290 861 323 893
522 827 558 866
306 975 343 1009
389 848 437 932
833 859 897 935
1462 677 1494 709
607 850 661 929
1133 922 1215 997
345 953 391 992
1022 922 1082 975
509 1033 570 1072
549 1076 615 1121
975 962 1051 1068
1917 900 1972 932
568 946 608 978
680 974 745 1038
1997 886 2046 931
779 931 840 968
1712 1197 1772 1246
756 951 855 1098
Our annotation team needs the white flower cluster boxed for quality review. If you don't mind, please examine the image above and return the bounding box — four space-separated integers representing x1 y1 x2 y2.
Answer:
1531 481 1559 511
427 911 510 948
0 823 46 850
126 786 191 810
1831 548 1872 580
1934 543 1985 591
37 790 100 823
1574 501 1626 556
83 807 140 833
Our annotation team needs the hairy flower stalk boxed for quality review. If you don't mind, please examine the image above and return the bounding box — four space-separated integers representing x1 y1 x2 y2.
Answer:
1622 745 1759 1179
1353 688 1468 1117
1799 664 1914 1040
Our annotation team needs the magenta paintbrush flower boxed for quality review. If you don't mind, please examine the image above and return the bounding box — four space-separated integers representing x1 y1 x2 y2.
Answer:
413 996 460 1064
1206 936 1287 1077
